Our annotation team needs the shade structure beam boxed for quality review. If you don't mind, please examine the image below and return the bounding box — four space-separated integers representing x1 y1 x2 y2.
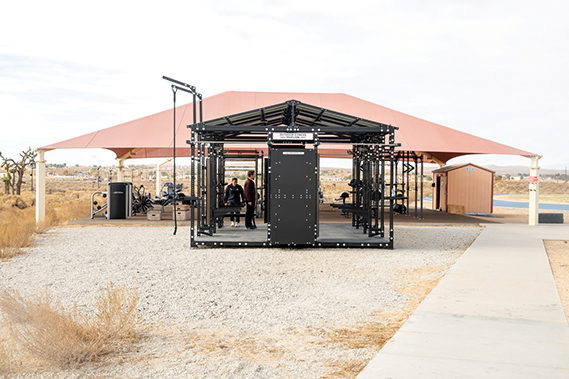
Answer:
199 100 396 131
309 108 325 126
191 124 393 134
285 100 299 131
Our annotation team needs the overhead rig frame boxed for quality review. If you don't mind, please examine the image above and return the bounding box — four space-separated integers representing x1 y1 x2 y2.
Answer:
185 100 400 249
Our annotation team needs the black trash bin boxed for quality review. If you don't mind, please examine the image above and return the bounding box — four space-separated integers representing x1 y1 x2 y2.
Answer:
107 182 132 219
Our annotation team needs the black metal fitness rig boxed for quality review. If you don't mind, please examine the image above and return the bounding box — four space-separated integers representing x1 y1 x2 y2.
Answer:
184 100 401 249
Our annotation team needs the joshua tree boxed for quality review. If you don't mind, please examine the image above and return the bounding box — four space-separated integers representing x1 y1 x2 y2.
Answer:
0 147 37 195
1 171 12 194
0 151 16 194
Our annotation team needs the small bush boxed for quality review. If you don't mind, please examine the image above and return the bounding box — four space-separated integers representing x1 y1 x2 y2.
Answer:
37 191 91 229
0 207 36 260
1 195 30 210
0 283 142 368
0 189 91 258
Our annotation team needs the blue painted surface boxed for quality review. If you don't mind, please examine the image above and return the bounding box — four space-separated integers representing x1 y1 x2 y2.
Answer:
493 200 569 211
423 196 569 211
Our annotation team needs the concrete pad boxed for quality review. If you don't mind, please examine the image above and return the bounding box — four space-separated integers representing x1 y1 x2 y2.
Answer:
383 314 569 366
360 353 569 379
357 224 569 378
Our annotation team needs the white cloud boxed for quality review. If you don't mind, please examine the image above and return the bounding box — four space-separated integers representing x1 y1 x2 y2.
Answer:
1 0 568 168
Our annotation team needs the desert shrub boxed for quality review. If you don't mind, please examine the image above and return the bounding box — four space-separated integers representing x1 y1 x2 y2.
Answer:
0 283 142 368
36 191 91 230
0 207 36 260
494 181 569 195
0 190 95 257
0 194 30 210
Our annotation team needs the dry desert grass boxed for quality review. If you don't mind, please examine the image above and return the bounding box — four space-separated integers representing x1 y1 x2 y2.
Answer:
0 187 133 372
0 341 12 376
494 180 569 195
0 283 143 371
0 189 91 260
0 207 37 260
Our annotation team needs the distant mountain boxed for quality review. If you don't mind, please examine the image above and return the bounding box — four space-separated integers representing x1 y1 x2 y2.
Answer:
546 162 569 170
485 165 568 176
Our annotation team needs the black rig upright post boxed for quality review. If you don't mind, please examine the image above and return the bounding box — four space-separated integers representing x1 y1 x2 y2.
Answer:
162 76 201 236
190 129 195 246
405 152 411 216
419 154 424 220
389 132 396 247
171 85 178 234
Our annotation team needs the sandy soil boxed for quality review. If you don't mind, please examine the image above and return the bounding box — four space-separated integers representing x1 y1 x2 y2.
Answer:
545 240 569 322
2 206 567 378
0 226 480 379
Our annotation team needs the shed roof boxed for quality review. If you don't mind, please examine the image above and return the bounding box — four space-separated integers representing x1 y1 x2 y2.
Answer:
40 91 535 163
432 163 496 174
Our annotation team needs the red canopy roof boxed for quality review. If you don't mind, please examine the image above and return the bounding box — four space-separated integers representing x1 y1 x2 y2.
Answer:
40 91 535 163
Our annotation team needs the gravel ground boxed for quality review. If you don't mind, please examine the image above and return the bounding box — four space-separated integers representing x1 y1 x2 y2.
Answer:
0 225 482 378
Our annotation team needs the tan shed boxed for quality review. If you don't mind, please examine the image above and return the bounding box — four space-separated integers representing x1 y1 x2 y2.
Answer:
432 163 495 215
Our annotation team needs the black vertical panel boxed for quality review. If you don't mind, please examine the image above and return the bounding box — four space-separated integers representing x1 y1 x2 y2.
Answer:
268 147 317 245
264 157 269 224
108 182 128 219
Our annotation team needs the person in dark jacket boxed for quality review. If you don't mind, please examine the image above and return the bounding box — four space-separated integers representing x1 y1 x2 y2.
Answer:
224 178 244 227
243 170 256 229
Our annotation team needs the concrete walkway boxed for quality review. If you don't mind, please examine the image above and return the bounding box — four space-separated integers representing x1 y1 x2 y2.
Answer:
357 223 569 378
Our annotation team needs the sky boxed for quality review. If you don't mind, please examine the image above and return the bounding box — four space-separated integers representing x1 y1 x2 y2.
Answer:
1 0 568 170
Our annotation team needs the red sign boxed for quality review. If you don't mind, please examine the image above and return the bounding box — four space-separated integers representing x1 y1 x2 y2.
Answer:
528 176 538 183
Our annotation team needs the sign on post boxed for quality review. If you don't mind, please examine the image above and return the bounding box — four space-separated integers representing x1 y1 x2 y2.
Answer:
273 132 314 141
528 176 538 191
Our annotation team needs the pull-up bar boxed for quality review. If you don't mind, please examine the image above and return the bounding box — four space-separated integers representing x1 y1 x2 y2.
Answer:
162 76 202 235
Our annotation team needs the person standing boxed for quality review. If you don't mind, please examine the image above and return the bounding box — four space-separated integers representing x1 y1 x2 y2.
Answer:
244 170 256 229
224 178 244 227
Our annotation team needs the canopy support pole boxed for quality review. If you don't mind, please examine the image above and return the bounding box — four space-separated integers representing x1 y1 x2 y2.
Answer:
35 149 47 222
156 158 173 197
156 164 160 197
116 159 125 181
528 155 541 226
